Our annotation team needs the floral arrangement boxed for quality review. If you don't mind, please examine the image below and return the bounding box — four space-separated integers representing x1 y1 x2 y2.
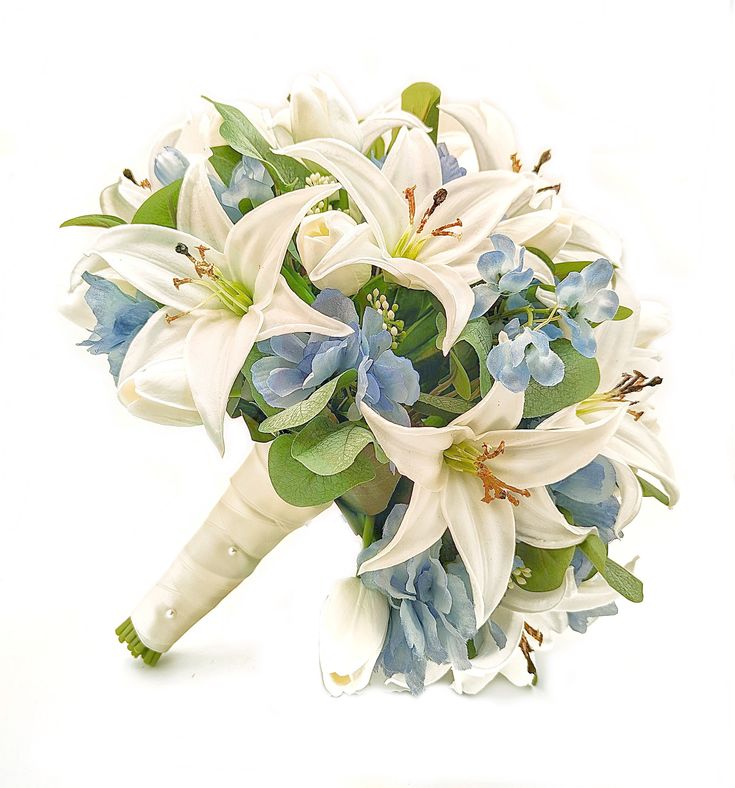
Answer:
62 76 677 695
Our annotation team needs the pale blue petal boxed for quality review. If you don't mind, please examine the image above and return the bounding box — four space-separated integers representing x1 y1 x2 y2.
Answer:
269 333 308 364
153 146 189 186
498 266 534 294
556 271 587 309
559 312 597 357
477 250 507 283
470 283 501 319
581 289 619 323
489 234 517 261
526 343 565 386
568 602 618 633
580 258 613 294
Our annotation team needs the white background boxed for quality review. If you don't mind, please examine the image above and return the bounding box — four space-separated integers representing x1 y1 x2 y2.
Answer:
1 1 733 786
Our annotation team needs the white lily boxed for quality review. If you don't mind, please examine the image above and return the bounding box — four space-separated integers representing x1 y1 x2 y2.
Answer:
280 129 534 351
358 383 626 626
319 577 389 697
270 74 428 154
87 168 351 452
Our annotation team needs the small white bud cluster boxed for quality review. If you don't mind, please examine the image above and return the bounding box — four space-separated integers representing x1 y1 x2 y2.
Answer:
366 289 404 349
305 173 339 215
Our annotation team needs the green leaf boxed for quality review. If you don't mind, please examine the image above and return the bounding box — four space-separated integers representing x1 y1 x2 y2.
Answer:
455 318 494 396
281 264 316 304
337 449 401 516
416 393 472 416
579 533 644 603
401 82 441 144
552 259 596 279
635 473 670 506
613 305 633 321
515 543 576 592
258 370 356 434
268 433 375 506
291 417 376 476
525 246 556 272
131 179 182 228
205 97 310 192
60 214 126 229
209 145 243 185
523 339 600 418
449 350 472 400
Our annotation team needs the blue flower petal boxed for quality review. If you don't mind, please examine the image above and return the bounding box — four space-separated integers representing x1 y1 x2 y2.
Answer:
580 258 613 293
469 283 501 319
559 312 597 357
581 288 619 323
153 146 189 186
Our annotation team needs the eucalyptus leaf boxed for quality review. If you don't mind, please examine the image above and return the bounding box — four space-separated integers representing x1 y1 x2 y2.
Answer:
131 180 182 228
292 417 376 476
258 370 356 434
268 433 375 507
60 214 126 229
635 473 670 506
416 393 472 416
455 318 494 396
523 339 600 418
401 82 441 144
205 97 310 192
579 533 644 603
450 350 472 400
209 145 242 185
515 543 576 592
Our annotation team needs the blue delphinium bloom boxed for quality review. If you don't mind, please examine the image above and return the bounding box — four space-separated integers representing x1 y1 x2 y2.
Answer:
548 456 621 583
252 290 419 425
470 235 535 319
437 142 466 184
555 258 619 357
360 504 477 695
486 317 565 392
567 602 618 634
79 272 158 382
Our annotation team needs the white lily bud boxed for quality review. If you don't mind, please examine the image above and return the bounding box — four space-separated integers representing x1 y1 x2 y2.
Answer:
289 74 362 149
319 577 389 697
297 212 372 295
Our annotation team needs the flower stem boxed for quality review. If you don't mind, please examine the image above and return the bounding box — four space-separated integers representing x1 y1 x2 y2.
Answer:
362 515 375 549
115 617 162 666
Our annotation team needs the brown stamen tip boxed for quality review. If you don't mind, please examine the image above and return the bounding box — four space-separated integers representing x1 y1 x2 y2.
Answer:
122 168 139 186
165 313 180 324
511 153 522 173
537 183 561 195
139 178 152 190
431 218 463 238
524 622 544 646
628 409 644 421
532 149 552 174
416 188 448 233
173 277 192 290
403 185 417 225
519 633 537 677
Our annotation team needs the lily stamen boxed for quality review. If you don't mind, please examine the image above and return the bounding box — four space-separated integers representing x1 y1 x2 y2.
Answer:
511 153 522 173
416 188 448 233
403 185 416 225
431 218 463 238
532 149 552 174
537 183 561 195
474 442 530 506
173 277 193 289
524 622 544 645
519 632 538 680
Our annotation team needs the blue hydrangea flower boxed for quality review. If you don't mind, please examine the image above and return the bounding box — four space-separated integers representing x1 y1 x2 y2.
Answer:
153 147 274 223
555 258 619 357
79 272 158 382
470 235 536 319
567 602 618 634
360 504 477 695
252 290 419 425
486 317 565 392
548 456 621 583
437 142 466 184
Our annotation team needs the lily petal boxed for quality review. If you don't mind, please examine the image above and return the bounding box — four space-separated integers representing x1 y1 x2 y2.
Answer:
357 484 448 574
184 309 263 454
514 485 592 548
223 182 339 299
89 224 225 311
257 276 353 340
503 567 577 614
439 102 516 171
358 110 430 152
609 458 643 535
277 139 406 249
381 128 442 208
177 159 232 251
451 380 525 434
482 405 627 489
442 470 516 626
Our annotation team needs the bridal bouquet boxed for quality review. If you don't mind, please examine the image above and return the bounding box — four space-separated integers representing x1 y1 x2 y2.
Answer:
62 76 677 695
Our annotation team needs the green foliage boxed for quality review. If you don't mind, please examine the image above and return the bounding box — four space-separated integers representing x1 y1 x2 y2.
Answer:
449 350 472 399
416 393 471 417
268 433 375 507
401 82 441 144
131 180 182 228
455 318 495 396
205 97 310 192
208 145 243 185
258 370 356 434
515 543 576 592
523 339 600 418
337 450 402 517
60 214 126 229
613 305 633 321
579 533 644 603
291 415 377 475
635 473 670 506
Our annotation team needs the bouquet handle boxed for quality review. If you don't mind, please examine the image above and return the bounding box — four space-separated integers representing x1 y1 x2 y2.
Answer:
116 442 329 664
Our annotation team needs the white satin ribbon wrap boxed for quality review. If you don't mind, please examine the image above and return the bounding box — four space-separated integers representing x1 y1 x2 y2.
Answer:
131 442 329 653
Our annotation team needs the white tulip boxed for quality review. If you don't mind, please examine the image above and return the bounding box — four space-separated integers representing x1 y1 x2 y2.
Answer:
319 577 389 697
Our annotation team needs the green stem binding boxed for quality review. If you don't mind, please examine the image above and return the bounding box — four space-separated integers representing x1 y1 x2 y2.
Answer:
115 617 162 666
